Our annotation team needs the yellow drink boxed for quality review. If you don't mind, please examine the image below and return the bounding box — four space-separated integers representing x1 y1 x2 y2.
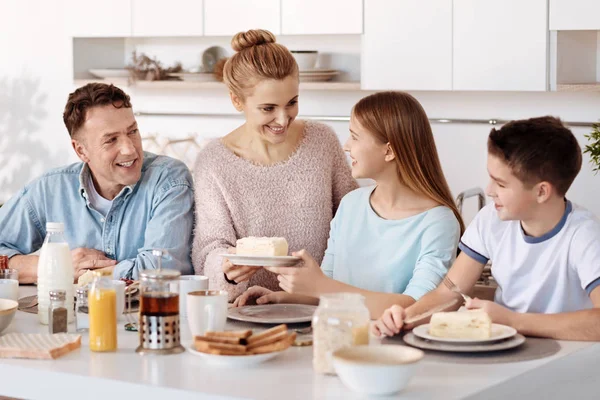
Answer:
88 288 117 352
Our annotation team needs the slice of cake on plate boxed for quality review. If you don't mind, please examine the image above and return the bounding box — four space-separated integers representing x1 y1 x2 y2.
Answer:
236 237 289 257
429 310 492 340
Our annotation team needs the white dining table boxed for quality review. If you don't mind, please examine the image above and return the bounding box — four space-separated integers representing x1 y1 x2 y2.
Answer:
0 286 598 400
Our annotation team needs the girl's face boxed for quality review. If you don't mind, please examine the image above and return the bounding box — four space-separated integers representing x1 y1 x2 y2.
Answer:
343 114 392 180
234 75 300 145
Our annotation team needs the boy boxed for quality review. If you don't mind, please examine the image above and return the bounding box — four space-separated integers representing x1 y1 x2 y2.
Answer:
374 116 600 341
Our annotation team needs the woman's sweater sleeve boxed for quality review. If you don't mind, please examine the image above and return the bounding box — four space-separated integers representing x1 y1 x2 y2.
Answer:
328 129 358 214
191 158 248 301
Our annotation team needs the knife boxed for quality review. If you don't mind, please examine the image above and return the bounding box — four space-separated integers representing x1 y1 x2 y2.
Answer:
404 298 459 325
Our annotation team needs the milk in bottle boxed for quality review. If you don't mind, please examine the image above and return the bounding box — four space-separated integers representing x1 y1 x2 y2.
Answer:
37 222 74 324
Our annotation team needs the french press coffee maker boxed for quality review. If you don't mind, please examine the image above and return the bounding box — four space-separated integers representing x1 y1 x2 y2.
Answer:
135 250 184 355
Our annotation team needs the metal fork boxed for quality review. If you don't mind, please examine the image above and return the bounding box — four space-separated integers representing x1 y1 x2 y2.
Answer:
443 276 471 303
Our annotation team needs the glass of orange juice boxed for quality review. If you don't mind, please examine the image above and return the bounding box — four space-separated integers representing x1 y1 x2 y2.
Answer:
89 270 117 352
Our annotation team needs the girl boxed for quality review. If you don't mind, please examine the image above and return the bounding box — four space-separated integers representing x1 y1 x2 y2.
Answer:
235 91 464 318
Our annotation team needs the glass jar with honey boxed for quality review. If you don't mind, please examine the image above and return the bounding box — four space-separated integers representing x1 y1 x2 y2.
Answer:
312 293 370 374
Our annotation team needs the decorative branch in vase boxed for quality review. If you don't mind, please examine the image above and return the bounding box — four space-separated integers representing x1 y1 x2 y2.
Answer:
584 123 600 174
126 51 183 81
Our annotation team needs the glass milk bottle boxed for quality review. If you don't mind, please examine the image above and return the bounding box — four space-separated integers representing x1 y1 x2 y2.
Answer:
37 222 74 325
312 293 370 374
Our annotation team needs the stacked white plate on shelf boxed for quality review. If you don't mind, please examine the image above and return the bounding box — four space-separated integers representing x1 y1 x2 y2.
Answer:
88 69 130 79
299 69 339 82
167 72 217 82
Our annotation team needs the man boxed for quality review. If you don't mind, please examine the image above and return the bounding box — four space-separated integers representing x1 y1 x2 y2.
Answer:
0 83 194 282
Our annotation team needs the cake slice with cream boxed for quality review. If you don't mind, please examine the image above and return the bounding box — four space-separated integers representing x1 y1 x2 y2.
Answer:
236 237 289 257
429 310 492 340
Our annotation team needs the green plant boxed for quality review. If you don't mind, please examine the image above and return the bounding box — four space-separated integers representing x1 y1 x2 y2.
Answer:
584 123 600 174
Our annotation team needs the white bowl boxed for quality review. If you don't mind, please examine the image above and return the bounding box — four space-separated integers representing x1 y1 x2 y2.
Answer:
332 345 424 396
0 299 18 334
291 51 318 71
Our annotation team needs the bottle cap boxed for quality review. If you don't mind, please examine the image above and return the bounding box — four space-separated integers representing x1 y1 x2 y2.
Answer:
46 222 65 232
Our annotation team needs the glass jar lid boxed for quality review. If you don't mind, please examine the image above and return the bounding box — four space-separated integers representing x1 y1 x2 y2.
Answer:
49 290 67 301
76 286 89 298
139 269 180 282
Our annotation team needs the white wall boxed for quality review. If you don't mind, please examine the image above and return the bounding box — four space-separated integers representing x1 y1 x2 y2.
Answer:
1 2 599 224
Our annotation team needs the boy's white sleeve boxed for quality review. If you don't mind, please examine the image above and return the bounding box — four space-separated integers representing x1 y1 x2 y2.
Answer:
458 204 493 264
571 220 600 296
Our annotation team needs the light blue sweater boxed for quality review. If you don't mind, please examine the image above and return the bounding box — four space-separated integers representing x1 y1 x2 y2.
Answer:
321 186 460 300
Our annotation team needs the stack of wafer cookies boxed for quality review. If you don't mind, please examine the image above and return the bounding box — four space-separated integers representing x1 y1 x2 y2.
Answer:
194 324 296 356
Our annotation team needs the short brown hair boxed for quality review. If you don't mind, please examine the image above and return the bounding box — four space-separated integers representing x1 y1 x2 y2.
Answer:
214 29 298 100
63 83 132 137
488 116 582 196
353 91 465 235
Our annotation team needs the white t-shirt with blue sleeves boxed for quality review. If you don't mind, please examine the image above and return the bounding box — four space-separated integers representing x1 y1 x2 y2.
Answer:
321 186 460 300
459 201 600 314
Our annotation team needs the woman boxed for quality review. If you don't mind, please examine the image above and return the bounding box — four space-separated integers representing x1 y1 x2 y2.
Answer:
192 29 357 302
235 91 464 318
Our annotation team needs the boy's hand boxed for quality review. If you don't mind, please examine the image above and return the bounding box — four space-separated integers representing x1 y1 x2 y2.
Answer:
466 298 517 327
372 305 406 337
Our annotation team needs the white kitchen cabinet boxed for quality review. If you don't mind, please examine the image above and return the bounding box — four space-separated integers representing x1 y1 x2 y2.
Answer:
550 0 600 30
132 0 204 37
361 0 452 91
281 0 362 35
453 0 548 91
66 0 132 37
204 0 280 36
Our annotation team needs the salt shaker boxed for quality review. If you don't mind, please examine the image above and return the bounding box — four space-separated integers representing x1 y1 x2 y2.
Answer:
48 290 68 334
76 286 89 332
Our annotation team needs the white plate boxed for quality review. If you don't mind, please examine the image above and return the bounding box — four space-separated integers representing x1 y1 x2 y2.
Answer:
219 254 301 268
88 69 130 79
299 72 339 82
168 72 217 82
413 323 517 344
228 304 316 324
188 346 285 367
403 332 526 353
299 68 338 74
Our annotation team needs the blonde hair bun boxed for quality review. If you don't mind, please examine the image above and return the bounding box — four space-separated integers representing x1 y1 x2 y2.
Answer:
231 29 276 52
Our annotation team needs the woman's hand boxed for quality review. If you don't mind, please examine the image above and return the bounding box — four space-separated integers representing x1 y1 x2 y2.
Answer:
266 249 327 297
222 247 259 284
232 286 292 307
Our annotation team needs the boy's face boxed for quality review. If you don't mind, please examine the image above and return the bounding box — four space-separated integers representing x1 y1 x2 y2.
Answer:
486 154 539 221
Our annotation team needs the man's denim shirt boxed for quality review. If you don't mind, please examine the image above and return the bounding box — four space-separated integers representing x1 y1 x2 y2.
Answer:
0 152 194 279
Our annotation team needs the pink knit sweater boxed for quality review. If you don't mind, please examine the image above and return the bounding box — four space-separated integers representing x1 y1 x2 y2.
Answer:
192 121 357 301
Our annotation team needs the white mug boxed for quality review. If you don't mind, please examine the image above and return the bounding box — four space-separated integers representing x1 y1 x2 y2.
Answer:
187 290 228 337
179 275 209 318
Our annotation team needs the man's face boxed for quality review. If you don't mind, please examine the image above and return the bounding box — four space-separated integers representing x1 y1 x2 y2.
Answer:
486 154 539 221
72 104 143 199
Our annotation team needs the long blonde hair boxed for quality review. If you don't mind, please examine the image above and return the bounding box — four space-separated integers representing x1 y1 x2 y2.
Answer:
353 91 465 234
215 29 298 100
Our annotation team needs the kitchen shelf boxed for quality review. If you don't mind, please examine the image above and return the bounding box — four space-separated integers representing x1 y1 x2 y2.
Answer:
556 83 600 92
73 79 361 91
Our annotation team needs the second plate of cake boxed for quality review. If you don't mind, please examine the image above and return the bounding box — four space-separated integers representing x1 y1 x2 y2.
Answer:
412 323 517 344
221 254 301 268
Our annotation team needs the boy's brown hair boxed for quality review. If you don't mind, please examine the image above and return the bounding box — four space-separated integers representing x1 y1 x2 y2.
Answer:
488 116 582 196
63 83 132 137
